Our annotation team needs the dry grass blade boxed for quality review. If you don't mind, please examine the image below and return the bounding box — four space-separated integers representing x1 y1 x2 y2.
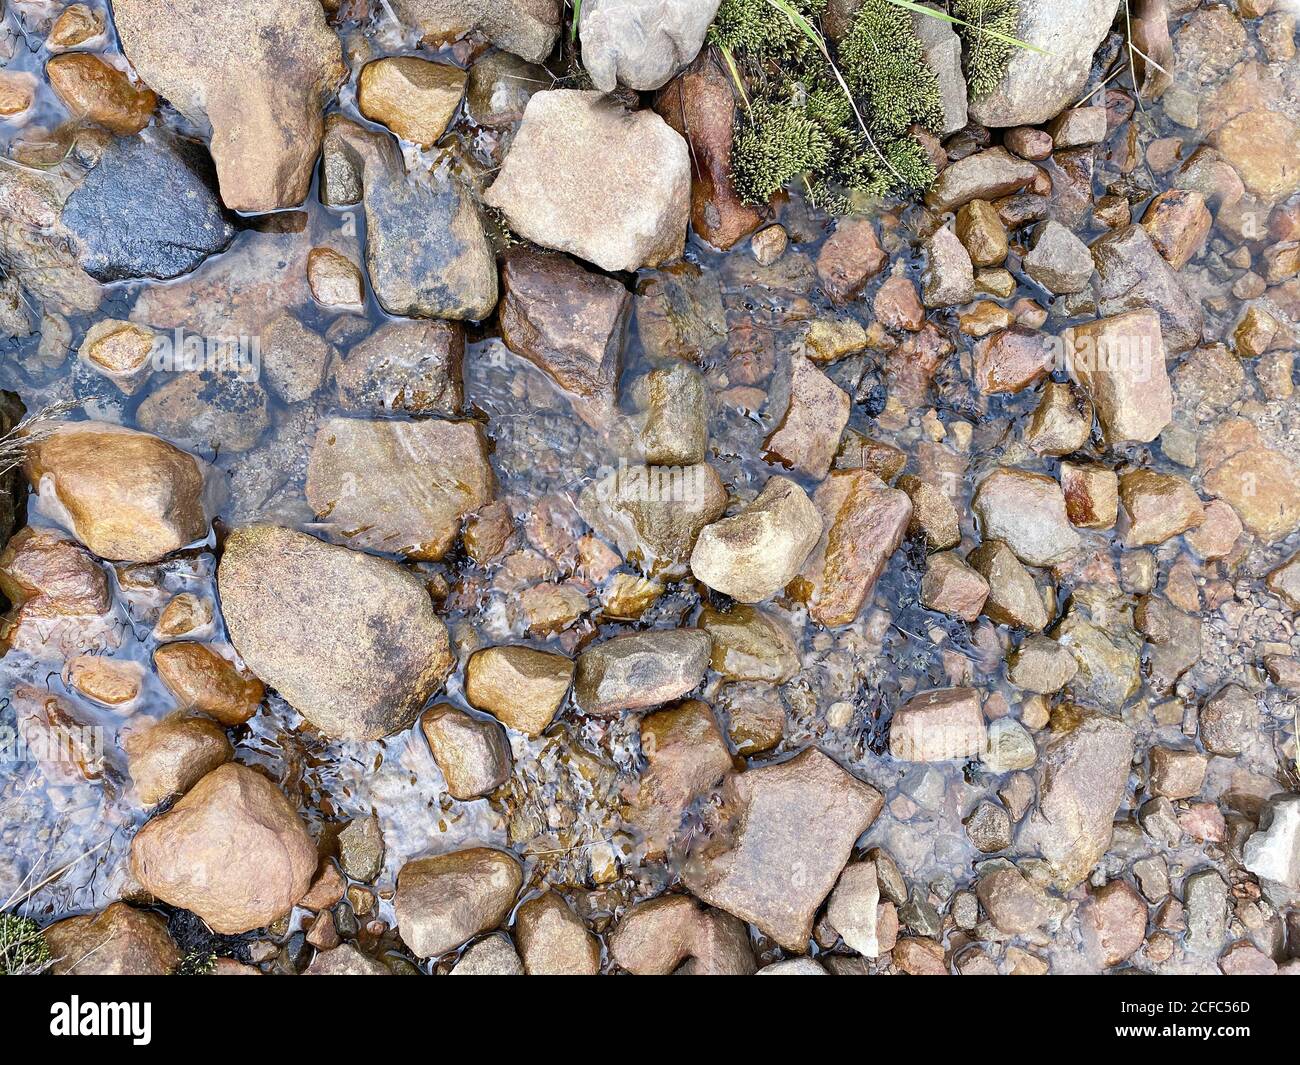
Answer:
887 0 1047 54
0 398 78 479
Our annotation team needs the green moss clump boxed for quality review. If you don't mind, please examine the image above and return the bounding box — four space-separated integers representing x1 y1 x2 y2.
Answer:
839 0 945 140
952 0 1020 99
174 950 218 976
731 98 833 205
0 913 51 975
708 0 829 60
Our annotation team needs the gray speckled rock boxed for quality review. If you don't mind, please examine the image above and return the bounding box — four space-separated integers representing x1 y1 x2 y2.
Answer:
62 130 236 282
972 468 1081 567
1243 796 1300 907
580 0 721 92
574 628 711 716
969 0 1122 128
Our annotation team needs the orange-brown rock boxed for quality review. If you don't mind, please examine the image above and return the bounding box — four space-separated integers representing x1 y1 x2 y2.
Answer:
153 642 265 725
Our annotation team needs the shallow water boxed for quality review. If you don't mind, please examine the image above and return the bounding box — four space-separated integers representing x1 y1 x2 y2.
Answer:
1 1 1298 974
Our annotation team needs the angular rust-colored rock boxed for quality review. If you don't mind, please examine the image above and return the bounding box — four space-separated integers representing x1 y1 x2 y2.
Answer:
889 688 987 762
499 247 630 428
357 56 465 148
816 216 886 304
924 148 1040 213
1117 470 1204 547
683 748 883 953
420 704 512 800
763 354 850 479
1215 108 1300 205
920 552 990 623
955 199 1008 268
125 711 234 805
130 763 317 934
1142 189 1212 269
515 892 601 975
1267 553 1300 610
608 894 755 975
1091 224 1202 353
1062 309 1172 445
973 327 1053 395
45 52 157 135
972 468 1081 567
153 642 265 726
790 471 912 628
654 53 763 251
1080 880 1147 966
44 903 180 976
1148 747 1207 800
113 0 346 212
394 847 523 959
874 274 926 331
1201 420 1300 544
0 525 111 618
1018 712 1136 889
624 700 732 857
1061 462 1118 530
897 474 960 552
574 628 711 716
306 416 495 561
464 645 574 736
24 422 219 564
690 477 822 604
218 525 455 741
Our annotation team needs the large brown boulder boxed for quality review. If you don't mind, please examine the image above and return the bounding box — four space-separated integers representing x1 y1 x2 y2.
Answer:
24 422 220 563
112 0 346 212
44 902 181 975
130 763 317 934
217 525 454 740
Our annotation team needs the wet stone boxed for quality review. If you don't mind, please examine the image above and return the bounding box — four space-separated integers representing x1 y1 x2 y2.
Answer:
574 629 711 716
1008 635 1079 694
965 801 1012 853
333 320 464 417
1080 880 1147 967
420 705 512 800
1061 462 1118 530
762 354 849 479
464 646 574 737
1198 684 1258 757
968 540 1050 631
357 56 466 149
1117 470 1204 547
699 604 799 684
889 688 986 763
920 551 989 623
125 712 233 806
394 848 523 959
973 468 1081 567
1023 220 1094 295
515 892 601 976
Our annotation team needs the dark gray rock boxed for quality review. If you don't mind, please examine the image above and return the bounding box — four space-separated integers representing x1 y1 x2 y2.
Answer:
61 130 237 283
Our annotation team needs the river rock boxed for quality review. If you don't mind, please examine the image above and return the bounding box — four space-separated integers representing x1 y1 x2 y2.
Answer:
654 52 763 250
973 327 1053 394
44 902 180 976
1267 553 1300 610
699 604 800 684
816 216 887 303
515 891 602 975
1117 470 1204 546
763 354 850 478
1200 420 1300 543
1023 220 1094 294
217 525 455 740
1091 224 1203 352
1184 868 1229 956
969 0 1123 127
113 0 346 212
690 477 822 604
45 52 157 134
24 422 219 563
1008 635 1079 694
467 51 547 128
125 711 234 805
608 895 754 975
333 319 464 417
391 0 561 63
305 944 391 975
581 0 720 92
1018 712 1136 889
889 688 987 762
130 763 317 933
499 247 630 427
305 417 495 560
420 705 512 800
922 224 975 308
1054 598 1142 711
134 371 271 455
790 470 912 627
464 645 574 736
1062 309 1172 445
920 552 989 622
639 363 707 465
972 468 1081 567
394 848 523 958
60 129 236 283
575 629 711 716
1215 108 1300 205
1026 382 1093 456
484 90 690 272
1198 684 1258 757
1141 189 1212 270
1243 796 1300 905
624 699 732 856
357 56 465 148
153 641 265 725
924 148 1040 213
976 867 1050 934
1080 880 1147 966
578 463 727 578
450 934 524 975
683 747 883 952
968 539 1049 630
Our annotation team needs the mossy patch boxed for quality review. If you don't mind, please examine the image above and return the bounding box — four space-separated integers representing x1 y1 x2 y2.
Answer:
0 913 50 975
952 0 1021 99
718 0 942 210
